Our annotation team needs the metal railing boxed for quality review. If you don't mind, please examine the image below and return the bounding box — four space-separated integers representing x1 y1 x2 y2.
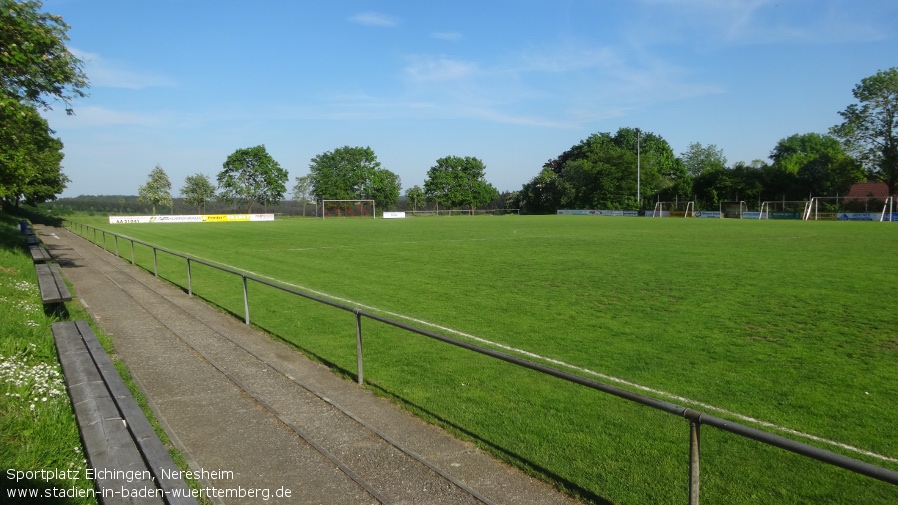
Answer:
64 220 898 504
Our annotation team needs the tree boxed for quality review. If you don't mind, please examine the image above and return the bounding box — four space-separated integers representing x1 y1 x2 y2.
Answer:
531 128 674 211
770 133 865 198
831 68 898 195
0 0 89 113
368 168 401 210
681 142 727 178
424 155 499 212
517 167 574 214
218 145 288 213
0 0 84 208
309 146 378 200
138 165 172 215
291 174 313 216
308 146 400 209
181 173 216 214
405 185 424 211
0 96 68 208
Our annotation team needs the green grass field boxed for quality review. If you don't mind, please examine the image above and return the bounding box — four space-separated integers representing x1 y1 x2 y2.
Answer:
70 214 898 504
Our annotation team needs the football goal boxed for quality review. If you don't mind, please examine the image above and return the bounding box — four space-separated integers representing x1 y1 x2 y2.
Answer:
651 201 694 217
804 196 895 221
720 201 748 219
758 201 810 220
321 200 376 219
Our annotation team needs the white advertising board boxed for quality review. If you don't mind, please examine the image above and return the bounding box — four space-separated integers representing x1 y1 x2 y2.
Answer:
109 214 275 224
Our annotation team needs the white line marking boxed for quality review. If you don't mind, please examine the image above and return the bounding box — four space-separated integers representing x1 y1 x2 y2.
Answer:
189 253 898 464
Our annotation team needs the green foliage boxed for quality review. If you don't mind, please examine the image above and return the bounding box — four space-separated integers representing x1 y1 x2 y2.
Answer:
0 0 89 113
423 155 498 211
0 96 68 208
308 146 401 209
520 128 678 212
831 67 898 195
137 164 172 215
517 167 574 214
0 214 94 503
291 174 313 216
404 185 424 211
180 173 216 214
681 142 727 178
770 133 866 198
218 145 287 213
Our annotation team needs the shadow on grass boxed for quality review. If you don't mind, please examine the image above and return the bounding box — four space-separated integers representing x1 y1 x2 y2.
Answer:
365 382 615 505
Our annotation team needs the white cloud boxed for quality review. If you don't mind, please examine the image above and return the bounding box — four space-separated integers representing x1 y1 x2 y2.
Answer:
348 12 398 27
404 56 478 82
71 48 175 89
431 32 462 42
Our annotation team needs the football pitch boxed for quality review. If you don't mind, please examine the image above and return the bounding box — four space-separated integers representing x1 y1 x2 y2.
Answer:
72 215 898 504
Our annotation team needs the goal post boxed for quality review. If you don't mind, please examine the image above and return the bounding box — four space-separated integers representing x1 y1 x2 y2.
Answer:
651 201 694 217
720 201 747 219
320 200 376 219
758 201 809 220
804 196 896 221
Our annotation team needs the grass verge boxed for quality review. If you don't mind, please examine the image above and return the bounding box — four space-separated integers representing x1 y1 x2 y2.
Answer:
0 211 209 504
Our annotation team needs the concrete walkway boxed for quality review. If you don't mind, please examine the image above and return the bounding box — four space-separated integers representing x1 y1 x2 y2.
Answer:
38 224 581 505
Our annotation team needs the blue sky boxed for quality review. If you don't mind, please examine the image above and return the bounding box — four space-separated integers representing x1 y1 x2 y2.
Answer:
42 0 897 198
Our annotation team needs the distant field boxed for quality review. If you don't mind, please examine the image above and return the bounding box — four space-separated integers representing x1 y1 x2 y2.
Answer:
69 215 898 504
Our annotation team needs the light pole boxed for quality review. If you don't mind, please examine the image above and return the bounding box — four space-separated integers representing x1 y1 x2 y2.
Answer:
636 128 641 211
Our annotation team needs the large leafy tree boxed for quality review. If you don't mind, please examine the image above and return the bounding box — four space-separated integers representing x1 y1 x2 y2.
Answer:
181 173 216 214
138 165 172 215
0 96 67 208
0 0 86 208
531 128 675 211
308 146 400 209
769 133 865 198
517 167 574 214
1 0 88 113
831 67 898 195
681 142 727 178
424 155 498 212
368 168 401 210
218 145 288 213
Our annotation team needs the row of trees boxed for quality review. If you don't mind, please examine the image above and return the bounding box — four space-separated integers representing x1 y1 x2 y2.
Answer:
511 68 898 213
0 0 88 210
140 145 500 215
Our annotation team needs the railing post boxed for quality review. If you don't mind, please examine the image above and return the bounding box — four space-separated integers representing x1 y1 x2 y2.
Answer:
689 420 701 505
114 235 119 258
242 276 250 325
130 240 135 265
355 309 364 385
186 258 192 296
153 248 158 277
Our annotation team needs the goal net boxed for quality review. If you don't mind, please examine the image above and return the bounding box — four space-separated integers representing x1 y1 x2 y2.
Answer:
321 200 376 219
758 201 809 220
651 201 694 217
805 196 895 221
720 201 748 219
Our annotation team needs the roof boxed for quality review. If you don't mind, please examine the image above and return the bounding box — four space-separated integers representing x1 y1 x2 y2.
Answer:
844 182 894 200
